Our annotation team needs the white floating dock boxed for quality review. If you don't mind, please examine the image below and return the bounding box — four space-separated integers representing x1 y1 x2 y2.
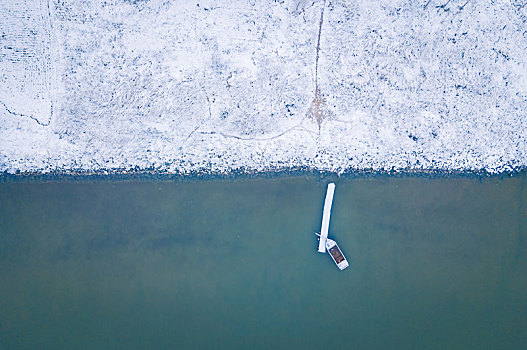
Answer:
318 183 335 253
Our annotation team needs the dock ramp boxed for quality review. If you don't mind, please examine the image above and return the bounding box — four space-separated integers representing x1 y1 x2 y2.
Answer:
318 183 335 253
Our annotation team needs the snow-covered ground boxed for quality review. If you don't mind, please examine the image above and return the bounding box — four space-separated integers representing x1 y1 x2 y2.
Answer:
1 0 526 174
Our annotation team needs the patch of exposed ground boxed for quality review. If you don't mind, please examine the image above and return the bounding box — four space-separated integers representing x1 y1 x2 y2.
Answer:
307 87 330 127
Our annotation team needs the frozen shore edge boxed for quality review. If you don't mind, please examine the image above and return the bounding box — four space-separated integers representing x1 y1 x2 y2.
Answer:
2 167 526 184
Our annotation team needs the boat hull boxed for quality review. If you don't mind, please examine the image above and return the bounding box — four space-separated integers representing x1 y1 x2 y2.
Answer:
326 238 349 270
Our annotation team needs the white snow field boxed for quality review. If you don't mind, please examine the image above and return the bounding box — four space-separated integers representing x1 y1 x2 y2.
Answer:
1 0 526 174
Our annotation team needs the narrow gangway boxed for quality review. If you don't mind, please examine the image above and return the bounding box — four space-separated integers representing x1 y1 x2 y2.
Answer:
318 183 335 253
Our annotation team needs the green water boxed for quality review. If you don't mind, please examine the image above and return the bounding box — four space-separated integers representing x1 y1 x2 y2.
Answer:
0 175 526 349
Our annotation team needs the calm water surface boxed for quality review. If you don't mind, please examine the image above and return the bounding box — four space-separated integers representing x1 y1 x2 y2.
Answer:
0 175 526 349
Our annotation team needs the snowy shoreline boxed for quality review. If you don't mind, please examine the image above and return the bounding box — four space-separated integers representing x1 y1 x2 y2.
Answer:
1 0 526 175
2 167 526 184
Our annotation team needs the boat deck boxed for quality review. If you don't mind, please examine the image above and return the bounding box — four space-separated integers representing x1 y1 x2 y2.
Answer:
328 245 345 264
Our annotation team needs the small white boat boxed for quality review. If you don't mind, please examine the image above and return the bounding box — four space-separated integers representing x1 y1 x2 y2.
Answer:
315 232 349 270
326 238 349 270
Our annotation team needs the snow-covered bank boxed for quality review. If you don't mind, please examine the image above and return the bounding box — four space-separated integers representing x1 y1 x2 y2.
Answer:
1 0 526 175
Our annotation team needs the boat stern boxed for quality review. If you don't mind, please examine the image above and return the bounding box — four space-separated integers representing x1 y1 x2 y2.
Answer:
337 260 349 270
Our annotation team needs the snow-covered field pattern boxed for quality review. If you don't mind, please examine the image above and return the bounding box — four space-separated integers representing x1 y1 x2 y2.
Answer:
1 0 526 174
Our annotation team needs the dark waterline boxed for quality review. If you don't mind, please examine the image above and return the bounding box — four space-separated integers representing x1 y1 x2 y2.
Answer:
0 175 526 349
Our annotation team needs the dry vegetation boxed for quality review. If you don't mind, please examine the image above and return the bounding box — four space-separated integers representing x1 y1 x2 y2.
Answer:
307 87 330 128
